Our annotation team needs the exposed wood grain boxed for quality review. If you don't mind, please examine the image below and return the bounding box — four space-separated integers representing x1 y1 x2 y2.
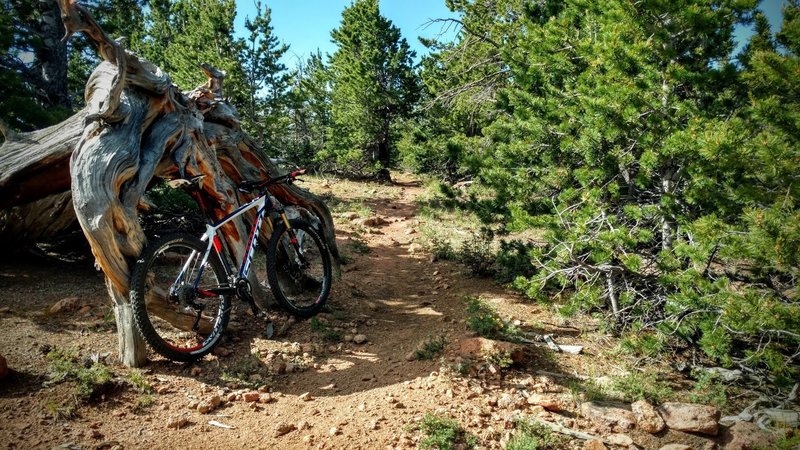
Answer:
0 0 339 367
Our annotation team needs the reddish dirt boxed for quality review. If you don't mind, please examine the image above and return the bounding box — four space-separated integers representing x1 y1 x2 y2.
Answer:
0 174 759 450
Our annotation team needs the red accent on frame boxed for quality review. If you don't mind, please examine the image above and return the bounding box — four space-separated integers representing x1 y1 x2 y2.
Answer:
212 236 222 253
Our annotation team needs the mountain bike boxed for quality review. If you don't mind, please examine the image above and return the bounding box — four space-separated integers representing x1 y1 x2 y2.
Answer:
129 169 332 361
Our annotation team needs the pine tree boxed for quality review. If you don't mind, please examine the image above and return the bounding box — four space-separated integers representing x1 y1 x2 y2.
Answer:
142 0 247 104
1 0 73 131
324 0 419 179
240 0 292 151
286 50 331 165
399 0 522 181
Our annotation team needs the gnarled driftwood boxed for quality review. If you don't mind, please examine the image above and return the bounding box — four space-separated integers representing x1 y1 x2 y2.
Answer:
0 0 339 367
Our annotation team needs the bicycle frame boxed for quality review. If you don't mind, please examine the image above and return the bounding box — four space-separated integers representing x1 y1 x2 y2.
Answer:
173 191 290 299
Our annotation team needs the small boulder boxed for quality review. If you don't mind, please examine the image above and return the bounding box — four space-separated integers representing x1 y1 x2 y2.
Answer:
196 400 214 414
353 334 367 344
274 421 296 437
166 415 189 429
606 434 634 447
719 421 775 450
208 395 222 408
526 394 563 412
455 337 524 364
50 297 80 314
299 392 313 402
242 391 260 403
659 402 720 436
580 402 637 431
362 217 389 227
632 400 666 434
658 445 692 450
583 440 608 450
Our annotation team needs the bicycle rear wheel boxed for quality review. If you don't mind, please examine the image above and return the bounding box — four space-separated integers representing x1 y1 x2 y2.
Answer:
130 233 231 362
266 219 332 318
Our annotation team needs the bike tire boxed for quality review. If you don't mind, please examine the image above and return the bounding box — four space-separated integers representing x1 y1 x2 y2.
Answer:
130 233 231 362
265 219 332 318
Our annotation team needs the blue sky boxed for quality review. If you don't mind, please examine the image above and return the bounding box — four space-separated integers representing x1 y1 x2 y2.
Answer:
234 0 458 67
234 0 789 68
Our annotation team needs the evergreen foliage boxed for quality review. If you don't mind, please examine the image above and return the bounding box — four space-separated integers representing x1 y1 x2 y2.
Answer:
1 0 73 131
410 0 800 380
240 1 292 151
286 50 332 165
323 0 419 179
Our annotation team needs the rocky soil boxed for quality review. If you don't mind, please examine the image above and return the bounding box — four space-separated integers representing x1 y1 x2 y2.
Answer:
0 174 784 450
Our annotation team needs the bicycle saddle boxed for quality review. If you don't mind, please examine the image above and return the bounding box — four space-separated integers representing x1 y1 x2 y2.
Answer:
167 174 205 189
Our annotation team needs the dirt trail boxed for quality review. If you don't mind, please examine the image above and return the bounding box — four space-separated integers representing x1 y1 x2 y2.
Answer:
0 174 736 450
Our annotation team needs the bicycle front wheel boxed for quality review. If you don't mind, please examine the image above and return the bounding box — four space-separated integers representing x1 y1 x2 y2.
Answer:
130 233 231 362
266 219 332 318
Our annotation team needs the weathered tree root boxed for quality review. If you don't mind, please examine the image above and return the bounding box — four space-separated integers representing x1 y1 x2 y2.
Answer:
0 0 339 367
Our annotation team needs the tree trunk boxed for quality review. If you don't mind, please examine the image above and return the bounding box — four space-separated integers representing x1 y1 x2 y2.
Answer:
0 0 340 367
35 0 70 108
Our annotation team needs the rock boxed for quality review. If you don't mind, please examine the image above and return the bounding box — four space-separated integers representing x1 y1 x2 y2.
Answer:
226 393 237 402
258 393 273 404
407 243 423 254
632 400 666 434
299 392 313 402
526 394 563 412
659 402 720 436
271 360 287 374
606 434 634 447
719 421 775 450
212 346 231 357
50 297 80 314
353 334 367 344
167 415 189 429
0 353 7 380
455 337 525 364
297 420 310 431
528 405 546 416
190 367 202 376
197 400 214 414
243 391 260 403
362 217 389 227
329 426 339 436
274 421 296 437
209 395 222 408
658 445 692 450
580 402 637 431
344 335 353 343
583 440 608 450
497 393 516 410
